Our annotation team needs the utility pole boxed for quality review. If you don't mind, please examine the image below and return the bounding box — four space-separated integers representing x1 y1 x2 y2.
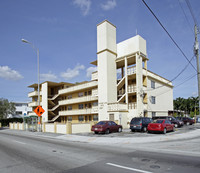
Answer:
194 24 200 116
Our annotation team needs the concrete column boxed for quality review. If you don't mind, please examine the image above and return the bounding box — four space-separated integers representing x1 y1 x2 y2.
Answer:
66 122 72 134
54 122 57 133
136 53 144 117
97 20 117 121
125 57 128 105
90 121 96 132
43 123 46 132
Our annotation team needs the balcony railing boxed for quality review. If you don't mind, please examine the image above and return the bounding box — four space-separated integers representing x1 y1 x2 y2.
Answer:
59 81 98 95
127 66 136 75
91 71 98 81
107 103 127 112
28 102 38 107
59 95 98 105
28 91 42 97
128 85 137 93
59 106 98 116
128 103 137 109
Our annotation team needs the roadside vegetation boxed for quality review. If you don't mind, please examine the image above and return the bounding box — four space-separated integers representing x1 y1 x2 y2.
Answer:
174 96 199 117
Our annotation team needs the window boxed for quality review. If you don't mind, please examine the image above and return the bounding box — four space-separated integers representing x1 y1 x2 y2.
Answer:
78 92 84 97
88 103 91 108
151 80 155 89
78 115 84 121
16 111 22 115
68 116 72 121
68 105 72 110
78 104 84 109
93 102 98 106
93 115 98 121
151 96 156 104
152 112 156 117
88 90 91 95
67 95 72 99
84 91 87 96
89 115 92 121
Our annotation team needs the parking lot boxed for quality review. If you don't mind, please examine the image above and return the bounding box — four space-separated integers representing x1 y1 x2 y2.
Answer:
76 123 200 138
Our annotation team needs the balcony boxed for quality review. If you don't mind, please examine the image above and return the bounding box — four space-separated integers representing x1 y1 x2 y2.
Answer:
128 85 137 93
28 112 37 116
28 102 38 107
59 81 98 95
91 71 98 81
92 88 98 97
127 66 136 75
28 91 41 97
59 95 98 106
107 103 127 112
128 102 137 109
59 106 98 116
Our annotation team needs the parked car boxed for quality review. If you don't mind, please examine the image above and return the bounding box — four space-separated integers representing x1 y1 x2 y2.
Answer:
152 116 183 128
91 121 122 134
167 116 184 128
176 117 195 125
147 119 175 134
130 117 152 132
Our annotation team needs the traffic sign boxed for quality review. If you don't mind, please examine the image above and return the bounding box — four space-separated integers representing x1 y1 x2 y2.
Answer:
34 105 45 117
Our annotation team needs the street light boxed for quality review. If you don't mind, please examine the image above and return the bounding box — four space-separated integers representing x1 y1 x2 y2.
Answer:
21 38 41 132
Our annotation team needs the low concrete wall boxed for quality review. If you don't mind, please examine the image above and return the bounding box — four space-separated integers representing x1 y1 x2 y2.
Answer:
72 123 91 134
9 122 97 134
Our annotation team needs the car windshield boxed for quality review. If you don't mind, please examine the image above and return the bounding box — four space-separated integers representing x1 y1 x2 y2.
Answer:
153 120 163 124
131 118 141 125
96 121 106 125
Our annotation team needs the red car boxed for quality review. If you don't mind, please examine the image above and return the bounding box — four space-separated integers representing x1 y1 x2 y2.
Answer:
147 119 175 134
91 121 122 134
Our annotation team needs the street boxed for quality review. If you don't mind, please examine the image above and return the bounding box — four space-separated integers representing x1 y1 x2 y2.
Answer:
0 126 200 173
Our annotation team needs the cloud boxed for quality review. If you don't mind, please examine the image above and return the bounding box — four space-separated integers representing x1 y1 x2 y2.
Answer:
40 72 57 81
73 0 91 16
0 66 23 81
86 66 97 78
61 64 85 80
101 0 116 11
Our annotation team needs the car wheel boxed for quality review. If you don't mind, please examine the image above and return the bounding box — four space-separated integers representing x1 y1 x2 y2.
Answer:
163 128 167 134
94 131 98 134
131 129 135 132
174 124 178 128
105 129 110 134
143 127 147 132
186 122 190 126
118 127 122 133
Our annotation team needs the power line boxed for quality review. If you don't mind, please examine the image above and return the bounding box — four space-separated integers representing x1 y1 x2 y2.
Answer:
146 55 195 91
185 0 198 26
150 73 197 98
141 0 197 72
178 0 194 35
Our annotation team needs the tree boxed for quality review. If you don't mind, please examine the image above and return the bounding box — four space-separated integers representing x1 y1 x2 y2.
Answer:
0 98 16 119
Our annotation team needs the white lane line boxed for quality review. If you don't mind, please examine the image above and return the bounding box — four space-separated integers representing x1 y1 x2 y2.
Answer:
13 140 26 145
106 163 153 173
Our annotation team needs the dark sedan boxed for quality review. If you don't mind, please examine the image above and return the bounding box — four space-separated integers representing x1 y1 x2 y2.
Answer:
91 121 122 134
177 117 195 125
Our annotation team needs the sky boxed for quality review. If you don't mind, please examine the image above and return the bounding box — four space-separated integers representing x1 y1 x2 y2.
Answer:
0 0 200 103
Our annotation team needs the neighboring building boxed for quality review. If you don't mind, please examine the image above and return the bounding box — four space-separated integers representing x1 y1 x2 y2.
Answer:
8 102 32 118
28 20 173 128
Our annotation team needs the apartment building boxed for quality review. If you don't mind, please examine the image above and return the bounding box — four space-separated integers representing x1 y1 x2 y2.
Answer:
28 20 173 128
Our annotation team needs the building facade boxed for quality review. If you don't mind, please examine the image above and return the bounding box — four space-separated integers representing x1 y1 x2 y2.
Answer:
28 20 173 128
8 102 32 118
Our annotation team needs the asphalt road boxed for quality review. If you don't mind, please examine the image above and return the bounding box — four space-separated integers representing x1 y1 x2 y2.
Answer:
0 129 200 173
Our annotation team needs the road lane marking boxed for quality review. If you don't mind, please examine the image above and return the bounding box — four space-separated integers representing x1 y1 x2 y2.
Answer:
106 163 153 173
13 140 26 145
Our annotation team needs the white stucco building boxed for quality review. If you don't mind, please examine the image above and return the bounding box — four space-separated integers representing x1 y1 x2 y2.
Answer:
28 20 173 128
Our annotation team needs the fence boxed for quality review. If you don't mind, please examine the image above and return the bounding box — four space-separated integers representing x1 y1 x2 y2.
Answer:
9 122 97 134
